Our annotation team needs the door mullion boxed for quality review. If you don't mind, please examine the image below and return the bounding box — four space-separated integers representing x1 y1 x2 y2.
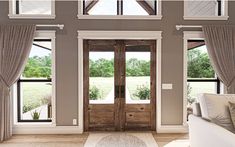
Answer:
83 40 90 131
114 40 126 131
119 40 126 131
114 41 121 130
150 42 157 130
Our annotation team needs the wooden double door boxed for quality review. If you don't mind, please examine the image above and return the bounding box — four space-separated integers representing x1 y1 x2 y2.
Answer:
84 40 156 131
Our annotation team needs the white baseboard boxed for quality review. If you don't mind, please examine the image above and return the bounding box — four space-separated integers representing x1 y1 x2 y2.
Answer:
13 125 188 134
13 125 83 134
157 125 188 133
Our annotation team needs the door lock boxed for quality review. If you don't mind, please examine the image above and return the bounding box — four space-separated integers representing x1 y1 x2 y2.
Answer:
120 85 125 98
115 85 125 98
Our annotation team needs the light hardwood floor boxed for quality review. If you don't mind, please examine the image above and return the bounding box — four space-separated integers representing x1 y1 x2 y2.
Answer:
1 133 189 147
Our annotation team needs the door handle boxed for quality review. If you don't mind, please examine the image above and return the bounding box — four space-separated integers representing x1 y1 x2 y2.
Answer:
115 85 125 99
115 85 119 99
120 85 125 98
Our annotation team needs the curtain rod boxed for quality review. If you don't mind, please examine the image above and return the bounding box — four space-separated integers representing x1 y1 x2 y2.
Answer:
36 24 64 30
176 25 202 30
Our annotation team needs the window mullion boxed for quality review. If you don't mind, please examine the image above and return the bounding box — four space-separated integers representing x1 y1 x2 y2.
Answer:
117 0 123 15
217 0 222 16
16 0 20 14
217 78 221 94
18 79 52 82
17 80 21 122
154 0 157 15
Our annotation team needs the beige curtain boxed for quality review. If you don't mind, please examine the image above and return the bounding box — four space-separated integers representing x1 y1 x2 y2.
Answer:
203 25 235 93
0 25 36 141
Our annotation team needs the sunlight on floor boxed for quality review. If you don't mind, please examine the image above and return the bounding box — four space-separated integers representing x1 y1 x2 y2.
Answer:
160 139 190 147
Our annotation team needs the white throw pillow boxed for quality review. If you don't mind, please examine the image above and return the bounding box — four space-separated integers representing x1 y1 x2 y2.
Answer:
198 93 235 133
192 102 201 116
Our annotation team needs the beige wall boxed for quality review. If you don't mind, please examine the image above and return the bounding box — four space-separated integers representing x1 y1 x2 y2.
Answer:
0 1 234 126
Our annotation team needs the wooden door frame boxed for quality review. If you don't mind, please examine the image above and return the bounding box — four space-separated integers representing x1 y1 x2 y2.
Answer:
77 31 162 133
83 40 156 131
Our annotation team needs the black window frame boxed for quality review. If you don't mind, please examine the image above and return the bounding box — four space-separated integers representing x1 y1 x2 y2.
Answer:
16 0 19 14
17 39 52 123
82 0 157 15
217 0 222 16
187 40 221 98
187 78 221 94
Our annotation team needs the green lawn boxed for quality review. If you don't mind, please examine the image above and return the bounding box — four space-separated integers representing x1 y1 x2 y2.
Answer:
126 76 150 99
187 82 216 102
22 78 216 112
22 82 51 113
89 77 114 99
89 76 150 100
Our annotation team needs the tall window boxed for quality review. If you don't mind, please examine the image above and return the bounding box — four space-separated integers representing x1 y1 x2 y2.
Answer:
184 0 228 20
17 31 55 123
9 0 55 19
187 40 221 106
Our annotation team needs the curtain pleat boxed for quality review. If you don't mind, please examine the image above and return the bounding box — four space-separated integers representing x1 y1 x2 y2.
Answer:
0 24 36 142
203 25 235 94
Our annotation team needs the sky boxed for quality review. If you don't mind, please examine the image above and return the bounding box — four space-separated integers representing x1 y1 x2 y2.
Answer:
22 0 151 15
89 0 149 15
193 45 208 53
29 44 51 57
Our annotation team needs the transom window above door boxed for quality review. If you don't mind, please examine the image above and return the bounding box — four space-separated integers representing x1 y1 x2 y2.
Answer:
78 0 162 19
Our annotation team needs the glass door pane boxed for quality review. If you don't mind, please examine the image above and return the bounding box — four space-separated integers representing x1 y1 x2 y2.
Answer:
125 51 151 104
89 52 115 104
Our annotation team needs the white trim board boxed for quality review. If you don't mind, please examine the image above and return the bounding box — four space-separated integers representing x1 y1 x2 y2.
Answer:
13 126 82 134
182 31 205 133
157 125 188 133
77 30 185 133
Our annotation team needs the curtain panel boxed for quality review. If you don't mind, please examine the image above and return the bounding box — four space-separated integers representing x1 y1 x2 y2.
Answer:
0 24 36 141
203 25 235 94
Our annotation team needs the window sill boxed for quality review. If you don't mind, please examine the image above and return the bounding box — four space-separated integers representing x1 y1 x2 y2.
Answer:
8 14 56 19
13 123 56 134
14 122 54 126
77 15 162 20
183 16 229 20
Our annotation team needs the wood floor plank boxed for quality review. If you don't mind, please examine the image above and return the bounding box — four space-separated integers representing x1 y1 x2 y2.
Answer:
2 133 189 147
